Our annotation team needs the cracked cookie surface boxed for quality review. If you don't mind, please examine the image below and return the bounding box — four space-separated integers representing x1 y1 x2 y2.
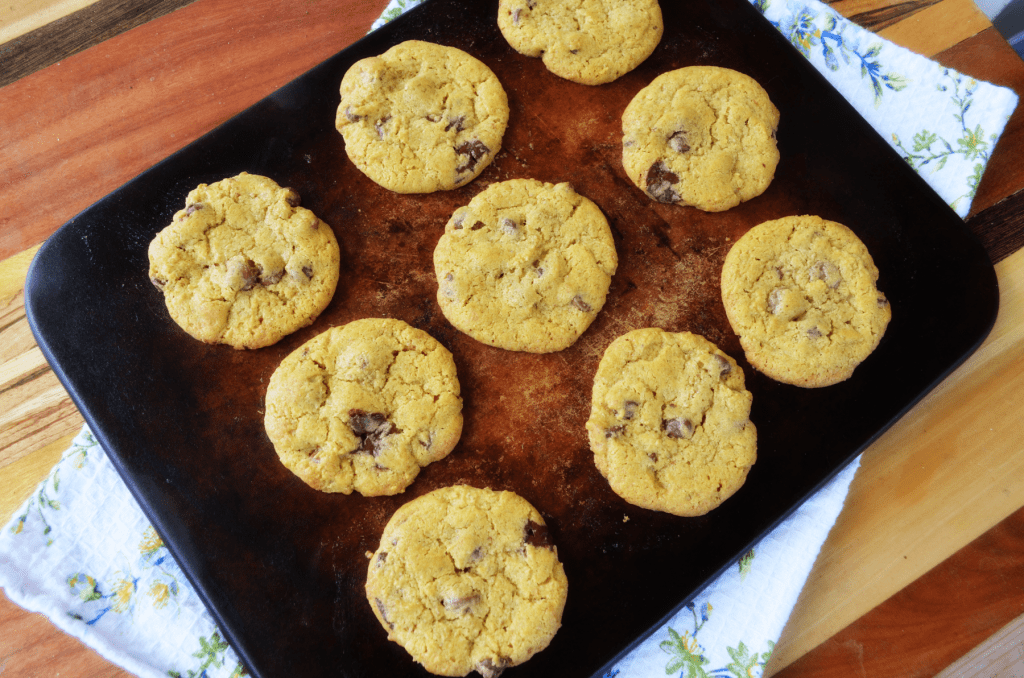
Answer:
147 172 340 349
585 328 756 517
336 40 509 194
433 179 617 353
721 215 892 387
264 318 463 496
366 485 568 678
622 66 780 212
496 0 663 85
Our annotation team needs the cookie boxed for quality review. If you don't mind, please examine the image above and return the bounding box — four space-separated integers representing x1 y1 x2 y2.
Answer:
497 0 663 85
264 318 463 496
721 215 892 387
585 328 756 517
366 485 568 677
621 66 780 212
336 40 510 194
147 172 340 349
433 179 617 353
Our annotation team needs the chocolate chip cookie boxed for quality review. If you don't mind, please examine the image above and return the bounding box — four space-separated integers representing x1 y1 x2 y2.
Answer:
433 179 618 353
147 172 340 349
366 485 568 677
497 0 663 85
264 318 463 496
622 66 780 211
585 328 757 517
720 215 892 387
336 40 510 193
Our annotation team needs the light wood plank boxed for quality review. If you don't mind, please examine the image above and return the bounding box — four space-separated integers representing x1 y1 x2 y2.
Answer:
766 245 1024 674
878 0 991 56
0 0 102 46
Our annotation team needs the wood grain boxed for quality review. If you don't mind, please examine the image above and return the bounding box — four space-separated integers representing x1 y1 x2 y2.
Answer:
776 504 1024 677
0 0 200 88
0 0 102 45
878 0 990 55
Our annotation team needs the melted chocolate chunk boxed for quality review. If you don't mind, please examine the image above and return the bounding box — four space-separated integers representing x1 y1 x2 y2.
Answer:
500 218 519 235
348 409 399 456
377 551 388 565
375 114 391 139
374 598 394 630
185 202 203 216
623 401 639 420
150 276 166 291
443 593 480 613
445 115 466 133
571 295 592 313
344 106 363 123
476 657 511 678
713 354 732 377
646 161 680 203
237 259 260 291
456 140 490 173
470 221 486 231
524 520 553 549
283 189 300 207
512 8 522 23
664 418 694 440
605 425 625 439
302 265 313 280
668 130 690 153
809 260 842 289
260 269 285 286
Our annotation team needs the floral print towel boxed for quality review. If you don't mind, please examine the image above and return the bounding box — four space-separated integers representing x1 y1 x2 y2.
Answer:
1 1 1017 677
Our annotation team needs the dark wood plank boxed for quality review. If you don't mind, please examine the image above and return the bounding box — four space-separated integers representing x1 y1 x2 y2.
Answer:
829 0 943 33
968 188 1024 264
773 504 1024 678
0 0 199 88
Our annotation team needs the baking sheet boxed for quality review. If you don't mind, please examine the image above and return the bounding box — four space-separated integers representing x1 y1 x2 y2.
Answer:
25 1 999 677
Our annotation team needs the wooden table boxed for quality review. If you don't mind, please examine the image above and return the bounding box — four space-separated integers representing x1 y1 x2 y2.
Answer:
2 0 1023 676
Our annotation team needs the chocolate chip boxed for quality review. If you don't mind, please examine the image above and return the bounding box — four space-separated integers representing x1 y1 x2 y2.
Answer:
302 265 313 280
527 0 536 7
377 551 388 565
374 598 394 630
443 593 480 614
445 272 454 282
426 113 440 122
649 452 658 463
775 266 784 280
878 295 889 308
344 106 363 123
185 203 203 216
713 354 732 377
668 131 690 153
807 327 823 338
623 401 639 420
646 161 680 203
375 114 391 139
569 48 579 54
456 140 489 173
348 409 399 456
445 115 466 133
500 218 519 235
236 259 260 291
512 8 522 23
767 288 783 314
283 189 300 207
470 221 486 231
810 260 842 289
524 520 553 549
571 295 592 312
150 276 166 291
605 425 625 439
476 657 510 678
260 269 285 286
664 418 694 440
452 213 466 229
